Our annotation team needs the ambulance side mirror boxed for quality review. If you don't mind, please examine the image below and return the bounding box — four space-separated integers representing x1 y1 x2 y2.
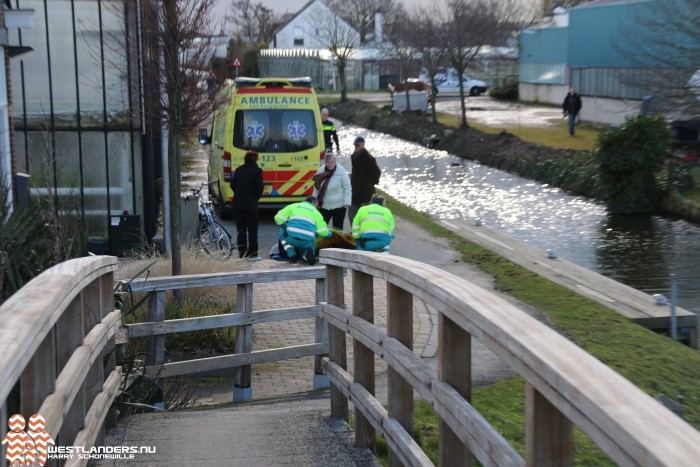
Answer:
198 128 211 145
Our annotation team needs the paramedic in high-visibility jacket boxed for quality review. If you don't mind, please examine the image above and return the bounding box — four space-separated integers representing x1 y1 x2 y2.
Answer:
352 195 395 253
274 196 333 265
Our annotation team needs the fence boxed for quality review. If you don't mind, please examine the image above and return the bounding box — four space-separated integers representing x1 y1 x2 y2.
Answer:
0 256 120 467
318 248 700 466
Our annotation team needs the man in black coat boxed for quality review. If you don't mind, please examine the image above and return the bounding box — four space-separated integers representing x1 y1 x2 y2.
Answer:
230 150 264 259
562 87 583 136
349 136 381 223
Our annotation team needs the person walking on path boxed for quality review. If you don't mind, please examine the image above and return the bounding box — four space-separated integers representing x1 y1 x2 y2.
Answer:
230 150 264 260
312 153 351 230
321 108 340 154
352 195 395 253
349 136 381 224
562 87 582 136
274 196 333 265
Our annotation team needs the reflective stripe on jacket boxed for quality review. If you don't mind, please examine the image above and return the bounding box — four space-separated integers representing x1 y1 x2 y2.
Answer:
352 204 395 238
275 201 331 239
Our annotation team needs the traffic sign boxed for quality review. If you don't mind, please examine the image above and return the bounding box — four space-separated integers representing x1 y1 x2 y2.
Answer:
232 56 242 68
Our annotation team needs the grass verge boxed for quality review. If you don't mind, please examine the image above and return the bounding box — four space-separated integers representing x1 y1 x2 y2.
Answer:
433 111 600 151
376 189 700 464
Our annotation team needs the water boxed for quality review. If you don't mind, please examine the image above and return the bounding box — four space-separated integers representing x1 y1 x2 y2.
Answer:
337 125 700 314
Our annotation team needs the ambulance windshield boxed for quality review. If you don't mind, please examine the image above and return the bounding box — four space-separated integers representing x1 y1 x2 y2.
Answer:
233 109 318 152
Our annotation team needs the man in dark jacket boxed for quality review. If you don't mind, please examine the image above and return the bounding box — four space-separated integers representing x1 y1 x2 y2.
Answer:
230 150 264 259
349 136 381 223
562 87 582 136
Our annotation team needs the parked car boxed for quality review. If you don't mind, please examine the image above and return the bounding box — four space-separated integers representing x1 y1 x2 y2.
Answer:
419 68 488 96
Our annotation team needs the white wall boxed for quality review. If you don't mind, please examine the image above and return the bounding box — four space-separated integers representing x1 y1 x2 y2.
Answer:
520 83 642 126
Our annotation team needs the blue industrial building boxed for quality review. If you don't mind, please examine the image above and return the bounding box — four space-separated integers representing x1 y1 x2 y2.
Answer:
519 0 699 125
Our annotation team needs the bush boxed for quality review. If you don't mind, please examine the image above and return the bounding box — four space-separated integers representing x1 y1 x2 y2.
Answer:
489 79 519 101
597 115 670 213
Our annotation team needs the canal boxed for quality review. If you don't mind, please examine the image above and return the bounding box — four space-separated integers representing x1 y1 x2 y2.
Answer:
335 124 700 314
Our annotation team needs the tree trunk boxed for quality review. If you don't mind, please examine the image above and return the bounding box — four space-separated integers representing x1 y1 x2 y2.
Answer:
458 70 469 128
338 61 348 102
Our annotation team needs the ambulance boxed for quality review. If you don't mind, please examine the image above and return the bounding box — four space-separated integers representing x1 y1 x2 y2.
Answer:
200 77 325 217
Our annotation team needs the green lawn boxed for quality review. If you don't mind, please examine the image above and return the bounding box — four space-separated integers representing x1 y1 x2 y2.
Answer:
433 111 601 151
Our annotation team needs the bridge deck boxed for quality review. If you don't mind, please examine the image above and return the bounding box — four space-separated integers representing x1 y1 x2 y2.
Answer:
97 393 379 466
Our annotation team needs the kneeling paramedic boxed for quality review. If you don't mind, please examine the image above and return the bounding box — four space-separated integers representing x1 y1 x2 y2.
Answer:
352 195 395 253
274 196 333 265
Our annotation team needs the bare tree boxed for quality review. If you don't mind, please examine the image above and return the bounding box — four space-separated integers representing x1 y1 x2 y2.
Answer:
615 0 700 120
326 0 401 44
442 0 513 128
229 0 281 46
319 11 360 102
144 0 226 280
413 9 449 122
386 9 421 111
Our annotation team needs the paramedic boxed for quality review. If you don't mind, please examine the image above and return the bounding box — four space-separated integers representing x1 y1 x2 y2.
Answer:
352 195 395 254
274 196 333 265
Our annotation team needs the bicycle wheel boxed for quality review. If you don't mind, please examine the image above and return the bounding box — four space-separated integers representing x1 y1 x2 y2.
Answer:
197 220 233 259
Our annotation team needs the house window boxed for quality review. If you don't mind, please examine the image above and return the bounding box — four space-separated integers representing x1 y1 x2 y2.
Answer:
293 27 304 46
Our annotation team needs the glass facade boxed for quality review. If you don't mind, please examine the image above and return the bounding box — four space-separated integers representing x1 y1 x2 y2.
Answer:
9 0 149 242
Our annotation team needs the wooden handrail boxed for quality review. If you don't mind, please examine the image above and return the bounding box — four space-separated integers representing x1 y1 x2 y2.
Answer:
0 256 119 463
125 266 330 403
319 248 700 466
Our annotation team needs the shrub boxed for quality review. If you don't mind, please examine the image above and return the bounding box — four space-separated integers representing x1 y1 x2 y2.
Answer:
489 79 519 101
597 115 670 213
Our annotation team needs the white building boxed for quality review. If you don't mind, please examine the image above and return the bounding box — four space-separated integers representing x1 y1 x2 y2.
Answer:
273 0 359 50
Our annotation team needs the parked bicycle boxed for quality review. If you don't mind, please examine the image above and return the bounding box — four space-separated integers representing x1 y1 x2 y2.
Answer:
190 182 233 258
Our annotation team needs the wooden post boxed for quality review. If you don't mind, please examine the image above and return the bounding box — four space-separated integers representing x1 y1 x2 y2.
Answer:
525 383 573 467
234 283 253 401
439 313 472 467
387 283 413 467
146 291 165 410
100 273 118 429
57 295 85 445
353 271 375 450
83 277 107 442
327 265 347 420
314 277 330 389
21 329 56 418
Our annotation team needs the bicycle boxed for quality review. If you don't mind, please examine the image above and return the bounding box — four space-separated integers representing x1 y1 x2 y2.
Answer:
190 182 233 258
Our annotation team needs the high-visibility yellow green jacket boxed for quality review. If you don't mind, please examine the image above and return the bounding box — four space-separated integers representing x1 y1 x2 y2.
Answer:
352 204 395 239
275 201 331 240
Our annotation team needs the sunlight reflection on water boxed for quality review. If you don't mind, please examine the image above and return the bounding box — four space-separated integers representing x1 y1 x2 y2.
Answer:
338 124 700 313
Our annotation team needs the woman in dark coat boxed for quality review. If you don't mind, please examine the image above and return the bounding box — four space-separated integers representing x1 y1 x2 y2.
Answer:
230 150 264 259
349 136 381 224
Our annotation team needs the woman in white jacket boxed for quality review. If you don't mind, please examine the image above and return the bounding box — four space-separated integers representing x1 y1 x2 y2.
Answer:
312 153 352 230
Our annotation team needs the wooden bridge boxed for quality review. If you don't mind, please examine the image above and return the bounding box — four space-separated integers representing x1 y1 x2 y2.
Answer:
2 251 700 466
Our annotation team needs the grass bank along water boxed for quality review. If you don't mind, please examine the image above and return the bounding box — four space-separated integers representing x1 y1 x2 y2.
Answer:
328 99 700 223
381 190 700 461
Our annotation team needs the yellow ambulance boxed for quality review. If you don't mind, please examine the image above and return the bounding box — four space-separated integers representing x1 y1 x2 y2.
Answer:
201 77 325 217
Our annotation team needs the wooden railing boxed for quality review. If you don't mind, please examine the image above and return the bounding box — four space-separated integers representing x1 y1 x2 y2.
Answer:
0 256 120 467
318 249 700 466
124 266 330 402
